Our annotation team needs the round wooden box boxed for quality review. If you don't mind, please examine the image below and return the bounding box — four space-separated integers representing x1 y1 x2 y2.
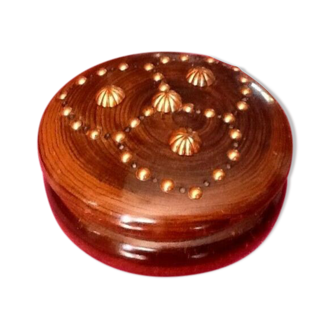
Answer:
38 52 292 276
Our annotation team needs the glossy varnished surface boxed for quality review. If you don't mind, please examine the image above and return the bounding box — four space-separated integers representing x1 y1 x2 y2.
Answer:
38 52 292 276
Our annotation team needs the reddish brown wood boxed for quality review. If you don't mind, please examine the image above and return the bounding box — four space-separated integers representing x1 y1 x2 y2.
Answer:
38 52 292 276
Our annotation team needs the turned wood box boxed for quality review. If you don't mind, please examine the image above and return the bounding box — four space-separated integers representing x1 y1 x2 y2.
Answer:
38 52 292 276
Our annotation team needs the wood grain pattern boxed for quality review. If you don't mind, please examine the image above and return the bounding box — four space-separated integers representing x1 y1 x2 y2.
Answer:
38 52 292 276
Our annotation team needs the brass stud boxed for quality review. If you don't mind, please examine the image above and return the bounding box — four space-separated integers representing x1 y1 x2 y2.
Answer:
241 86 251 96
62 106 72 116
204 108 216 118
188 187 203 200
160 56 170 64
227 149 240 161
182 103 194 113
169 128 201 156
88 129 100 140
59 91 67 100
71 120 82 131
97 68 107 76
118 62 129 71
239 76 249 83
186 67 216 87
96 85 125 108
76 76 87 85
143 106 155 117
120 151 133 164
160 179 175 193
158 82 170 92
152 90 182 113
136 167 151 181
153 73 164 81
236 101 249 111
212 169 225 181
112 131 126 143
229 129 242 140
144 63 154 71
180 54 189 62
223 113 235 124
205 57 216 64
129 118 140 128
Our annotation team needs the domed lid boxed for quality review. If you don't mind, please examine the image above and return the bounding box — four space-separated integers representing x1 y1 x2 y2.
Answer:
38 52 292 274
